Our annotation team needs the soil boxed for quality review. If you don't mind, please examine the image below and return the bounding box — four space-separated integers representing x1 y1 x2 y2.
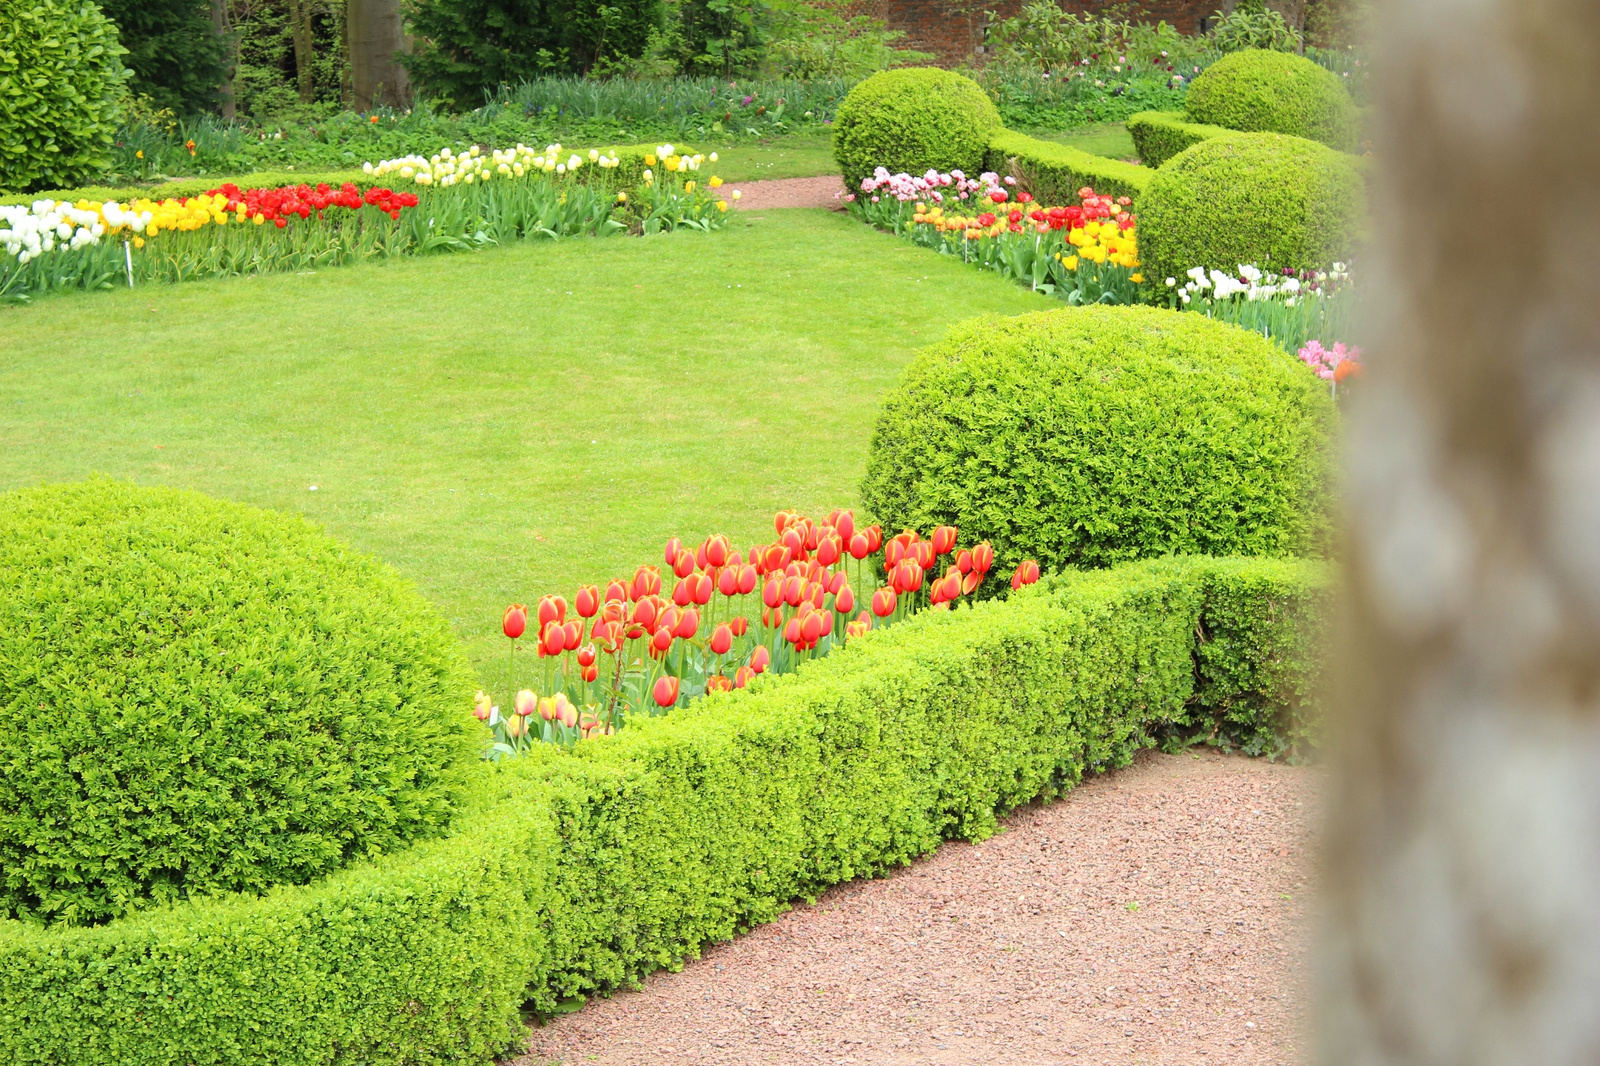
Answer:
519 748 1317 1066
727 176 849 210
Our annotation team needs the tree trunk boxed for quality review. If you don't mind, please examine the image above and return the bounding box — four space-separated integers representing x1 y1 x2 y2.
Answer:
347 0 412 110
1322 1 1600 1064
290 0 316 104
211 0 235 118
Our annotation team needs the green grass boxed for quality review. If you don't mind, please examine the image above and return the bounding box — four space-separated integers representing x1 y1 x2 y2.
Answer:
1036 122 1140 162
0 211 1044 680
704 132 840 182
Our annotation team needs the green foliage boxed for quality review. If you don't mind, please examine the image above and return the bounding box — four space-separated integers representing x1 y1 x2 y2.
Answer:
762 0 933 80
228 0 350 118
1184 48 1359 150
832 67 999 192
860 306 1337 576
0 481 480 926
0 554 1328 1064
98 0 228 115
1208 0 1301 53
1138 131 1366 286
0 0 131 193
401 0 666 107
1126 109 1233 167
983 128 1149 205
983 1 1215 75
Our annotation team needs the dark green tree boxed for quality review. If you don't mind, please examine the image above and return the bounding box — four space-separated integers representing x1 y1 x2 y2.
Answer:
99 0 231 114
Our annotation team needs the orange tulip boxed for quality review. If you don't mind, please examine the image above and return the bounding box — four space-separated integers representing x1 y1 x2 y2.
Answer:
866 525 883 552
503 604 528 639
664 536 683 565
956 549 973 575
871 587 897 618
762 575 783 609
784 615 803 645
653 675 680 707
577 644 597 668
737 563 758 595
816 535 840 567
782 574 805 607
835 509 855 542
718 565 740 597
706 674 734 693
1011 559 1041 590
538 595 567 627
673 549 695 579
773 510 796 535
582 663 599 683
706 534 730 568
834 584 856 614
710 622 733 655
780 527 804 559
675 608 700 640
800 611 825 644
605 579 628 603
540 621 566 656
932 525 958 555
962 570 983 595
971 542 995 575
912 541 935 569
691 573 714 605
848 532 871 559
563 619 583 650
750 645 771 673
885 539 905 567
651 626 673 653
827 569 848 595
729 615 749 636
634 597 660 629
575 584 600 618
632 565 662 600
734 665 756 688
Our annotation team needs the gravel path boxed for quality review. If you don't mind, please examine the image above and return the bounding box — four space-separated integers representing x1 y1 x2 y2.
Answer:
520 749 1317 1065
727 175 848 210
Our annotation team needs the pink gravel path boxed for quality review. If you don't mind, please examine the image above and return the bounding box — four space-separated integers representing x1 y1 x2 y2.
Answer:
520 749 1317 1066
726 175 848 210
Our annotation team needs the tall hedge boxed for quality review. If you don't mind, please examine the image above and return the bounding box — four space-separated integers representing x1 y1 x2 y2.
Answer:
860 306 1338 580
832 67 1001 193
1138 131 1366 285
0 0 130 193
0 481 480 926
1184 48 1360 151
0 554 1329 1065
983 128 1149 206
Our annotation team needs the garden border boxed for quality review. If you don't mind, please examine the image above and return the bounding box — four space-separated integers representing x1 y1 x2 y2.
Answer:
0 554 1329 1066
982 129 1150 206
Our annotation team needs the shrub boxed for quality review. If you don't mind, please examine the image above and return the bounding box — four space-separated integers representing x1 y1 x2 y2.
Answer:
983 128 1149 205
1138 131 1366 286
832 67 1000 193
0 0 130 193
0 554 1328 1065
1184 48 1360 151
1126 109 1235 169
97 0 229 115
0 481 480 926
1209 0 1302 54
860 306 1337 577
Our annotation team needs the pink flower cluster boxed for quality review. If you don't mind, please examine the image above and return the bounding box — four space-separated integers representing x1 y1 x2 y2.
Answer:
857 167 1005 205
1298 340 1363 383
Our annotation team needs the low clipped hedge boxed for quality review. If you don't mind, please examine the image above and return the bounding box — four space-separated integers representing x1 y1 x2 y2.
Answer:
1139 131 1366 285
860 306 1337 580
982 129 1150 205
1184 48 1360 152
0 554 1329 1065
1126 110 1237 169
833 67 1001 193
0 481 479 927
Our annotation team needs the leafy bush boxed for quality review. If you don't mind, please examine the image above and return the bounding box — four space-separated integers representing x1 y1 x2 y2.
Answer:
832 67 1000 192
97 0 228 115
1138 131 1365 286
0 0 131 193
984 0 1215 75
0 554 1328 1065
1209 0 1302 53
984 128 1150 204
1184 48 1359 150
0 481 480 925
1126 109 1234 168
860 306 1337 576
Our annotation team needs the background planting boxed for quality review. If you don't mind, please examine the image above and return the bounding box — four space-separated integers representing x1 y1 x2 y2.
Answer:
860 306 1338 580
831 67 1000 193
1183 48 1360 151
0 481 480 926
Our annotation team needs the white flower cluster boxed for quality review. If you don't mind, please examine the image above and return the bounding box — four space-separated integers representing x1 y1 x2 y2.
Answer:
1 200 144 264
1167 264 1320 306
363 144 621 187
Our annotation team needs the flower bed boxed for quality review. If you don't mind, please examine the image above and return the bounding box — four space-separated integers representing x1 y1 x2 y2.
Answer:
0 143 729 303
0 554 1329 1066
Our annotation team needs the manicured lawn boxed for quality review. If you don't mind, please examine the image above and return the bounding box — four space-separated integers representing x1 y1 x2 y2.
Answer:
704 132 840 181
0 210 1044 677
1038 122 1140 162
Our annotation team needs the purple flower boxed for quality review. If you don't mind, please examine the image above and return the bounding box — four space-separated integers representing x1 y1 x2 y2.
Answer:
742 95 753 105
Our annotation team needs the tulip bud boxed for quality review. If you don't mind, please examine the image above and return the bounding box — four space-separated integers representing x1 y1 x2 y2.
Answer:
729 615 749 636
834 584 855 614
692 573 714 605
750 645 771 673
817 535 840 567
516 689 539 717
718 566 740 597
577 644 597 667
956 549 973 575
673 549 695 579
576 584 600 618
737 563 758 595
473 691 493 721
605 579 628 603
932 525 958 555
503 604 528 639
800 611 825 644
664 536 683 566
653 675 681 707
734 665 755 688
710 622 733 655
582 663 599 683
836 510 855 543
885 540 905 568
706 534 730 568
675 608 700 640
541 621 566 656
652 626 674 653
563 619 583 650
672 577 694 607
634 597 659 629
762 576 783 609
848 532 870 559
972 542 995 574
871 587 897 618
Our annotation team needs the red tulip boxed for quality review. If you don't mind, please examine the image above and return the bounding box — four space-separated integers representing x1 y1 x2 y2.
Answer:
1011 559 1041 590
750 645 771 673
835 510 855 543
671 577 693 607
541 621 565 656
710 623 733 655
594 620 623 653
783 574 805 607
871 587 897 618
885 539 905 567
802 521 820 552
962 570 983 595
848 532 871 559
503 604 528 639
675 608 700 640
800 611 825 644
632 565 662 600
691 573 714 605
762 576 783 609
562 619 583 650
932 525 958 555
956 549 973 575
892 559 924 594
773 510 795 535
538 595 567 627
582 663 599 683
729 615 749 637
718 566 740 597
762 606 784 628
673 549 695 579
653 675 680 707
706 534 730 568
728 549 742 568
764 544 790 571
706 674 733 693
784 615 803 645
651 626 674 653
657 605 680 634
605 579 628 603
816 535 841 567
971 542 995 575
834 584 856 614
600 600 624 625
780 527 804 559
575 584 600 618
912 541 935 570
664 536 683 566
866 525 883 552
734 665 755 688
827 569 848 595
577 644 597 668
633 597 659 629
807 581 826 609
935 572 962 603
737 563 758 595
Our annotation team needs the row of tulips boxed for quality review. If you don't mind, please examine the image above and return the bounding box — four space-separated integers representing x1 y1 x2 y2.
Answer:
478 509 1042 754
849 169 1145 306
0 143 730 303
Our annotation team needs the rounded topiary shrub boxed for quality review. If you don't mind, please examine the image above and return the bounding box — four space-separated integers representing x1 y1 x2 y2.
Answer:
0 0 130 193
1138 132 1365 287
1184 48 1359 151
832 67 1001 193
0 481 481 925
860 307 1336 578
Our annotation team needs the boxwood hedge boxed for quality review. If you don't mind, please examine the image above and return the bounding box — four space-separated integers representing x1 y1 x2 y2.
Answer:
1184 48 1360 151
0 554 1328 1065
832 67 1001 193
1126 110 1237 169
0 481 480 927
983 129 1150 205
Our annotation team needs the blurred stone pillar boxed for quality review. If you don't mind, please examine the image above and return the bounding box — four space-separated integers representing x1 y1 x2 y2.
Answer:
1323 1 1600 1064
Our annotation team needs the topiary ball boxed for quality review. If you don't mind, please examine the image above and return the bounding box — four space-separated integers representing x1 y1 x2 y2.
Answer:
859 307 1336 579
1137 132 1365 287
1184 49 1359 151
0 481 481 926
0 0 131 193
832 67 1001 194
